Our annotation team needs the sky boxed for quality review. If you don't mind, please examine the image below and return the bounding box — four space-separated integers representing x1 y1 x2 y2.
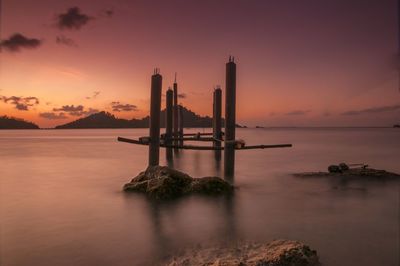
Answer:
0 0 399 128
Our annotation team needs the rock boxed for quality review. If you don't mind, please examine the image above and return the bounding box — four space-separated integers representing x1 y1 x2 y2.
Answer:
338 163 349 172
123 166 233 200
328 165 341 173
295 167 400 180
165 239 320 266
190 176 234 195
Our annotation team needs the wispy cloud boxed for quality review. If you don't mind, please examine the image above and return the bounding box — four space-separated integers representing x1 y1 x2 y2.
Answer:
53 104 83 113
0 33 41 52
86 91 100 100
57 7 92 30
103 9 114 18
56 35 77 47
285 110 311 116
111 101 138 112
83 108 100 116
39 112 68 120
52 105 99 116
178 93 187 99
1 95 39 110
341 104 400 115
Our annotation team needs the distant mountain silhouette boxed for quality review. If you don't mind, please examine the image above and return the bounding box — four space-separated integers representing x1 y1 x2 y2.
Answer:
0 116 39 129
55 106 230 129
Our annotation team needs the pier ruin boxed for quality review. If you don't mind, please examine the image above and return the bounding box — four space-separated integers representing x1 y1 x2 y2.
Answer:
118 57 292 178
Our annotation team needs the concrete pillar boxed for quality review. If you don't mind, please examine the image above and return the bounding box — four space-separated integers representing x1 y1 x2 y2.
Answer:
165 88 173 143
178 105 184 146
165 88 174 164
224 57 236 177
213 87 222 140
213 87 222 167
173 73 179 142
149 69 162 166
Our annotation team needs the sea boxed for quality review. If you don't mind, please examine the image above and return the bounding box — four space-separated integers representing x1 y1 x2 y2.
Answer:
0 128 399 266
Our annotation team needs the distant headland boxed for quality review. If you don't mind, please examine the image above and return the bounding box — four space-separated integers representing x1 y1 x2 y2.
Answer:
55 107 229 129
47 106 241 129
0 116 39 129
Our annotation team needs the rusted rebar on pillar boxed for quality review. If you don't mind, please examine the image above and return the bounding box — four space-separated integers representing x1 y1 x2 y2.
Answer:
224 56 236 178
149 69 162 166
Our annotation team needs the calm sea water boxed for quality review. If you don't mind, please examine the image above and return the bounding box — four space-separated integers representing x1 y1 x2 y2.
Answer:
0 128 399 266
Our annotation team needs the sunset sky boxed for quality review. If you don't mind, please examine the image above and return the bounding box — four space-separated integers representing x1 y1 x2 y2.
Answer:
0 0 399 128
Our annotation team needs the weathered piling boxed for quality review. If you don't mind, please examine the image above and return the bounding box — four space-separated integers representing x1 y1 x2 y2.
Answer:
165 88 174 164
179 105 184 146
213 86 222 164
173 73 179 142
149 69 162 166
165 88 173 143
224 57 236 177
213 87 222 141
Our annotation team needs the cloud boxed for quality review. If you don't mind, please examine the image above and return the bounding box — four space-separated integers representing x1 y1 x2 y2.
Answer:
0 33 41 52
56 35 77 47
111 101 138 112
178 93 187 99
57 7 92 30
285 110 311 116
341 104 400 115
39 112 68 120
83 108 100 116
53 104 83 112
1 95 39 110
53 104 84 116
104 9 114 17
86 91 100 99
323 111 332 117
52 104 99 117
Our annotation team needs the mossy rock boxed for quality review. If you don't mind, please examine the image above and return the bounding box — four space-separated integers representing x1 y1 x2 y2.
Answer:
124 166 233 200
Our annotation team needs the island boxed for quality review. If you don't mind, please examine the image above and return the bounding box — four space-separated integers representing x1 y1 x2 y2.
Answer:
0 116 39 129
55 107 244 129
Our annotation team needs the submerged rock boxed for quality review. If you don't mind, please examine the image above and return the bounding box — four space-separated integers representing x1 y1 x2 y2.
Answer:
165 239 320 266
123 166 233 200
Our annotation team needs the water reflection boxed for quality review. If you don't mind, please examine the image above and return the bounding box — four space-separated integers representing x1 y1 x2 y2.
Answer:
140 194 238 264
146 201 171 263
166 148 173 168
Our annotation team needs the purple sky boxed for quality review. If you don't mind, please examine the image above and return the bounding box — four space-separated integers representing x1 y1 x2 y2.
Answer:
0 0 399 127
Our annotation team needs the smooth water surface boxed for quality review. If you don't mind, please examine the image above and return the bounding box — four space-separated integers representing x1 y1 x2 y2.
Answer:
1 128 399 266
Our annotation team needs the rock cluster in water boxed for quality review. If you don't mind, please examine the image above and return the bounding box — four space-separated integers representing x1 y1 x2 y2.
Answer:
165 239 320 266
123 166 234 200
295 164 400 179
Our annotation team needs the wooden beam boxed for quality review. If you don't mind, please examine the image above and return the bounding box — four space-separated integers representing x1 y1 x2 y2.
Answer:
118 137 292 150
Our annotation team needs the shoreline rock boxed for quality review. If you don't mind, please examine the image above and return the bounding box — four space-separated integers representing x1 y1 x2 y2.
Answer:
165 239 320 266
123 166 234 200
294 167 400 180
